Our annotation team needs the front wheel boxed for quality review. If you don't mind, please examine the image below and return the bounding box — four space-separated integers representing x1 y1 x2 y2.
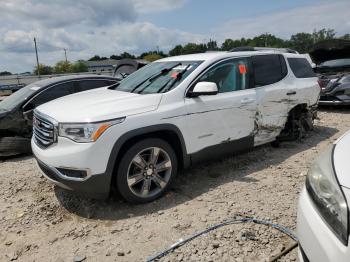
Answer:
116 138 178 203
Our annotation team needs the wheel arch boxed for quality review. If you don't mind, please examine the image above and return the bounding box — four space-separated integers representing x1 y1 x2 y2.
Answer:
105 124 190 189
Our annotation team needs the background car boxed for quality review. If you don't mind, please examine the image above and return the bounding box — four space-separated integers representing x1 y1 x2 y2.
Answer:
297 131 350 262
0 75 119 156
317 60 350 105
310 39 350 105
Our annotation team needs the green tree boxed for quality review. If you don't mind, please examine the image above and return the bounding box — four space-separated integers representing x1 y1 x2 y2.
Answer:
139 51 166 60
250 34 287 47
110 54 122 60
142 53 163 62
88 55 108 61
206 39 218 50
312 28 336 42
169 45 184 56
0 71 12 76
71 61 88 73
34 64 53 75
289 33 314 53
120 52 135 59
54 61 73 74
341 34 350 40
182 43 207 54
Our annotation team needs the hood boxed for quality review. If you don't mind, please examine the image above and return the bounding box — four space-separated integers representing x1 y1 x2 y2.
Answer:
36 88 162 123
333 131 350 188
310 39 350 65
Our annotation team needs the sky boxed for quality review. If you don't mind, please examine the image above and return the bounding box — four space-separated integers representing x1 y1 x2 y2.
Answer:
1 0 349 73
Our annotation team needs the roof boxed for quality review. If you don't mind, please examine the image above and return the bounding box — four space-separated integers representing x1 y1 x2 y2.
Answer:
158 50 303 62
29 74 117 87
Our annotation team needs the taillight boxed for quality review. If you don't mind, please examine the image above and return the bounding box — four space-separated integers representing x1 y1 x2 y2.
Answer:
317 79 324 89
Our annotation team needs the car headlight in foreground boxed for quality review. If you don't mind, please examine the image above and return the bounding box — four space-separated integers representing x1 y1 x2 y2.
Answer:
306 145 349 245
58 117 125 143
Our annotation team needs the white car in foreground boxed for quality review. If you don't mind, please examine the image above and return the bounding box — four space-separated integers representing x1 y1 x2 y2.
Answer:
298 131 350 261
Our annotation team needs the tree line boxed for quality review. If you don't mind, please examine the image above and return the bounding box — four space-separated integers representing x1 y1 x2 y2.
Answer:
9 28 349 76
33 60 88 75
88 28 349 62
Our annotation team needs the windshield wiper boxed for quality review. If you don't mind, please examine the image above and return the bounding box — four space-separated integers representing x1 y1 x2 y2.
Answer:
157 64 192 93
131 63 182 94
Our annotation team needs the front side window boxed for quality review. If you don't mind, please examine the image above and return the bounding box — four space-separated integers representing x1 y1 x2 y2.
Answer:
24 82 75 111
198 58 249 93
112 61 202 94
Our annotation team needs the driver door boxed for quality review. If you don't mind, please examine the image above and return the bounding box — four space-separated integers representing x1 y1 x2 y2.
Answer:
184 58 257 160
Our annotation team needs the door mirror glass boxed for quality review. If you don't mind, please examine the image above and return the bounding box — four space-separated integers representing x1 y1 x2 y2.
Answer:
189 82 218 97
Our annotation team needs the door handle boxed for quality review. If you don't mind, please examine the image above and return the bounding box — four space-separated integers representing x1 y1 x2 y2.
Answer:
241 98 255 104
286 91 296 96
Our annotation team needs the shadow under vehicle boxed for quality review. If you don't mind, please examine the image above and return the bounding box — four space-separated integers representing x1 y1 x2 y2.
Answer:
0 75 119 156
310 39 350 106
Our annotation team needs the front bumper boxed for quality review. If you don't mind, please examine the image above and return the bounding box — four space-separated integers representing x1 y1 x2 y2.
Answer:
35 158 111 199
318 99 350 106
319 92 350 105
31 136 115 199
297 187 350 262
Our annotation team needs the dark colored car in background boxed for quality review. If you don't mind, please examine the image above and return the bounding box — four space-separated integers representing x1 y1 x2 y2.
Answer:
0 75 118 156
310 39 350 105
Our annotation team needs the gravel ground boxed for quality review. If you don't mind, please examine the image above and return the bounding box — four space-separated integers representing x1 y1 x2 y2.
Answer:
0 108 349 262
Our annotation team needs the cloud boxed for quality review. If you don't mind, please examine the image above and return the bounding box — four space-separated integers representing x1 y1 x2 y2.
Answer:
0 0 137 28
132 0 187 14
1 29 86 53
215 0 350 40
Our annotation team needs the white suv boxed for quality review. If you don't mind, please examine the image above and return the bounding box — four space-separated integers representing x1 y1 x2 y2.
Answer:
32 51 320 203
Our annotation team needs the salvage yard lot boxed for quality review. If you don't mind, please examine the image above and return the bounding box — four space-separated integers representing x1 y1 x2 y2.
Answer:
0 108 349 262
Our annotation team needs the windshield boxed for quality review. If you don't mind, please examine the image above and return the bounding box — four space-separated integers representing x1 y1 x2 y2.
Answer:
319 59 350 68
0 83 42 111
112 61 202 94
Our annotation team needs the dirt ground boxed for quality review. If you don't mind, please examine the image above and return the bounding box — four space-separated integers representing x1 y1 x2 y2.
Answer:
0 108 349 262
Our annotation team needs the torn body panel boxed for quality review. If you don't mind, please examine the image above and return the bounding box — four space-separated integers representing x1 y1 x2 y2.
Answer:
0 109 31 138
253 76 293 146
0 109 32 156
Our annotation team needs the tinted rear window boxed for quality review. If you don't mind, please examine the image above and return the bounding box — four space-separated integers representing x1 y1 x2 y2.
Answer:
252 54 288 87
288 58 316 78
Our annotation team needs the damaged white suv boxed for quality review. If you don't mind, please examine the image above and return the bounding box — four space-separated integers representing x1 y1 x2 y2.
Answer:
32 51 320 203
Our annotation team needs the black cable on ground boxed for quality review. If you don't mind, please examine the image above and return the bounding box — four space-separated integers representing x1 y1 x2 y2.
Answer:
145 216 298 262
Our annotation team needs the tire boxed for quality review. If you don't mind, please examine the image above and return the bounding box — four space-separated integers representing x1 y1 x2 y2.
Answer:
116 138 178 203
0 137 31 157
277 107 314 142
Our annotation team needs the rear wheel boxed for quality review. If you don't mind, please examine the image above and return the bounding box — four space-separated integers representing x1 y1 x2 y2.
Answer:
116 138 177 203
277 107 314 142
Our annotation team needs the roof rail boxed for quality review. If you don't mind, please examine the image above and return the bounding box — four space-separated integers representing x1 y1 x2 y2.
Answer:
230 46 299 54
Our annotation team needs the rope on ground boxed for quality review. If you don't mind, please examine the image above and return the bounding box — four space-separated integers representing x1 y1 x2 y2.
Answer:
145 216 298 262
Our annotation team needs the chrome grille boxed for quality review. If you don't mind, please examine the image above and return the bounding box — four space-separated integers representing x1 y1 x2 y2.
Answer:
33 112 56 148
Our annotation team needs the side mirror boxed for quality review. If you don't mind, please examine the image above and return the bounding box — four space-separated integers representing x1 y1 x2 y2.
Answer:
188 82 218 97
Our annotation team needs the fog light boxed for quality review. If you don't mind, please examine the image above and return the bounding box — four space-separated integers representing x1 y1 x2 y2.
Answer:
57 168 88 179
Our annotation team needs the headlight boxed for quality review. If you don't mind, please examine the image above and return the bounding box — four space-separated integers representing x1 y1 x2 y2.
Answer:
58 117 125 143
306 145 349 245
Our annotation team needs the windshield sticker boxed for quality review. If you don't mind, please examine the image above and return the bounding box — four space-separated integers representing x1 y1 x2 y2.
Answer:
171 72 180 78
173 65 192 71
30 86 42 91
